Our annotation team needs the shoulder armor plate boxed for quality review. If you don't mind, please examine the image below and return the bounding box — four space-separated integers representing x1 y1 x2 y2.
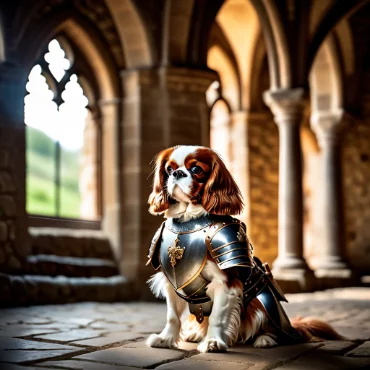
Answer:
205 218 253 270
146 222 165 269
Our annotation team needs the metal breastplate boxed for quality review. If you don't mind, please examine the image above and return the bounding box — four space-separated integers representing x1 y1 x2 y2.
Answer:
159 225 208 292
157 215 227 323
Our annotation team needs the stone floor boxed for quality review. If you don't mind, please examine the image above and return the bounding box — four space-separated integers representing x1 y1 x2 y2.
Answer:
1 288 370 370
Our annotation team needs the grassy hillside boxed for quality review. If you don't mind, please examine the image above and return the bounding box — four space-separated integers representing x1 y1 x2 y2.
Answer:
26 126 81 218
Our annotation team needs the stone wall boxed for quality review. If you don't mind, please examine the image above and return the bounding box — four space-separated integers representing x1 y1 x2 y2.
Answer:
248 113 279 266
0 136 19 272
0 65 31 274
342 118 370 274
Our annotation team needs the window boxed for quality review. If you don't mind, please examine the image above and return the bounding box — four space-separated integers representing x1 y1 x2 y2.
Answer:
25 38 99 224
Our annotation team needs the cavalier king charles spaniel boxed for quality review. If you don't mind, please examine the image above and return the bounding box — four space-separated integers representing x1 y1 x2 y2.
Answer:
145 145 342 353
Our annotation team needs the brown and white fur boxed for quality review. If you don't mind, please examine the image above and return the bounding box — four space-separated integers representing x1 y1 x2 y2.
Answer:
146 145 342 353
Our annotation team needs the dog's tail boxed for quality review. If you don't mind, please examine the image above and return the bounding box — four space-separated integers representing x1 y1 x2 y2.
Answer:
291 316 345 342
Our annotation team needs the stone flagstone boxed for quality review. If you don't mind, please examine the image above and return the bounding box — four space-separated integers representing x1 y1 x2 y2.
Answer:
34 329 105 343
274 352 370 369
345 341 370 357
72 332 144 347
0 326 58 338
0 337 78 350
75 345 187 368
37 360 140 370
156 359 269 370
0 348 82 364
0 289 369 369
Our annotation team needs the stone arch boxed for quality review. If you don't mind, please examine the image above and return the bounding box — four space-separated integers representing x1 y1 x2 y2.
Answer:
166 0 195 64
215 0 261 109
249 35 270 111
17 13 120 100
334 20 355 78
207 45 240 112
250 0 288 88
309 35 344 113
104 0 152 68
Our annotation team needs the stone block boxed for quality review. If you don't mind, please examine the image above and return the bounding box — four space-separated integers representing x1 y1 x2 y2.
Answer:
345 341 370 356
0 171 15 193
0 221 7 241
76 345 186 368
274 351 370 370
317 341 356 354
0 148 10 168
0 325 57 337
8 255 22 270
0 246 6 264
0 195 17 216
156 359 262 370
0 348 82 364
34 329 105 343
72 332 144 347
0 337 79 350
40 360 139 370
7 220 16 240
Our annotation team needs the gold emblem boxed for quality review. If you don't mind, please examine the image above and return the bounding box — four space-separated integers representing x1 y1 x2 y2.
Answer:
237 227 247 242
168 238 185 267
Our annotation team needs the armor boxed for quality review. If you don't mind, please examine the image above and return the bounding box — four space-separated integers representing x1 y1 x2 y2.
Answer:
146 215 302 342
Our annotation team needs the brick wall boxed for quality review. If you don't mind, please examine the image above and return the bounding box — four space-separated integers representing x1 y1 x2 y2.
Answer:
247 113 279 266
342 118 370 273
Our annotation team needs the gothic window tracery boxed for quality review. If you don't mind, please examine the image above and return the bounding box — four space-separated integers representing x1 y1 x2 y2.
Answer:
25 38 99 222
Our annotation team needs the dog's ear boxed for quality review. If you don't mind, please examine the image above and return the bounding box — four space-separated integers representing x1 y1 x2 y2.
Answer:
148 148 173 215
202 152 243 215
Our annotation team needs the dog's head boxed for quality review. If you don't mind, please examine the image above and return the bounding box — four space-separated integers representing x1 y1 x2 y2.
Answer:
148 145 243 217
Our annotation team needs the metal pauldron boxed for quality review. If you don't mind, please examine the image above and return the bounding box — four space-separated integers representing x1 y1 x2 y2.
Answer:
205 218 254 272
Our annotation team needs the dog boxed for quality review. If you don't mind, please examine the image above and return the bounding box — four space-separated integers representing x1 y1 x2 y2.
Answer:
145 145 342 353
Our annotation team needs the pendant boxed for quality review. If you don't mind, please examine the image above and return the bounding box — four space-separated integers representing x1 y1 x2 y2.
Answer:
168 237 185 267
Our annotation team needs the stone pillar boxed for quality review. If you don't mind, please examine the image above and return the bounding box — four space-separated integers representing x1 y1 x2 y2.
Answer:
80 109 100 220
311 110 354 286
0 63 30 273
230 111 248 224
263 88 314 291
99 99 122 260
120 67 217 291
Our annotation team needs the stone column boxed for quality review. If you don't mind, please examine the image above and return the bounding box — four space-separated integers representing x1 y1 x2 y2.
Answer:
120 67 217 290
99 99 122 260
311 110 353 285
0 63 30 273
230 111 248 224
263 88 314 291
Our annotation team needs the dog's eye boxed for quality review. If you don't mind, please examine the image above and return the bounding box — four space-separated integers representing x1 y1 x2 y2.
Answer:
166 166 173 174
190 166 202 175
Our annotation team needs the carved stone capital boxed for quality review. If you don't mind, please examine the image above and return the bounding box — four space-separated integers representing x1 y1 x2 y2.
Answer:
311 110 347 148
263 88 306 124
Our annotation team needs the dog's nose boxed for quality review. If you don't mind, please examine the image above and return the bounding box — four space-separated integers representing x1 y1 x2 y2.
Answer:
173 169 187 179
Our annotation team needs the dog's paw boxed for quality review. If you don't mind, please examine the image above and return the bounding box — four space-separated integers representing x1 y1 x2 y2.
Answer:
146 333 179 349
253 334 277 348
181 331 203 343
197 336 228 353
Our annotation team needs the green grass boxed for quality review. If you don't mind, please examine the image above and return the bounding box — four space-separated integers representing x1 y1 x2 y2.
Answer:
27 174 81 218
26 126 82 218
26 174 56 216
